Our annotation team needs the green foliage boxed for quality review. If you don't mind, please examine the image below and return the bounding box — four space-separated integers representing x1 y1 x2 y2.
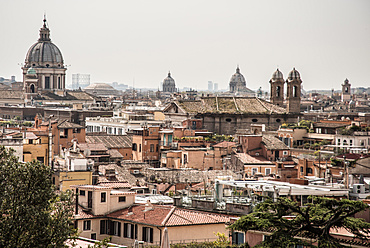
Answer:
205 134 234 142
0 146 77 247
212 232 230 247
86 237 112 248
229 196 370 248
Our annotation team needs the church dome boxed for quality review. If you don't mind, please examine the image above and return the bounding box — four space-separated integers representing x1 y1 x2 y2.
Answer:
84 83 119 97
271 69 284 81
287 68 301 80
163 72 175 86
230 66 246 86
25 18 64 68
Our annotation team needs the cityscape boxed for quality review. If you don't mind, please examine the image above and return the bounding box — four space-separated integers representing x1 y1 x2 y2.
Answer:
0 1 370 247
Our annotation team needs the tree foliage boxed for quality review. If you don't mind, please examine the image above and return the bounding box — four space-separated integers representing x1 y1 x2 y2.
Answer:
229 196 370 248
0 146 77 247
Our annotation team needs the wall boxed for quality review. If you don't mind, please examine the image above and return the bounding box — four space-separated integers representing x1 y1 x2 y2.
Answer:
55 171 93 191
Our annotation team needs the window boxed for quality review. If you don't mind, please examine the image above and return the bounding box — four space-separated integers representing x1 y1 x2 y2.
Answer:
283 151 288 156
142 227 153 243
101 192 106 203
119 196 126 202
156 144 159 152
83 220 91 230
252 168 258 175
45 76 50 89
37 157 44 164
226 118 232 122
300 166 303 173
58 77 61 89
91 233 96 240
132 143 137 151
265 168 271 175
124 223 136 239
252 119 258 123
150 144 154 152
276 86 281 97
306 168 313 174
100 220 109 234
80 190 85 196
337 139 341 146
112 221 121 236
139 144 141 152
293 85 298 97
350 140 353 146
276 119 281 123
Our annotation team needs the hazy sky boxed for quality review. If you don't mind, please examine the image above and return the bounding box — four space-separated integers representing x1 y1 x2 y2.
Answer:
1 0 369 91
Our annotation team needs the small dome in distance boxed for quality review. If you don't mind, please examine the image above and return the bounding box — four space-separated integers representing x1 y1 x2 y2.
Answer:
271 68 284 81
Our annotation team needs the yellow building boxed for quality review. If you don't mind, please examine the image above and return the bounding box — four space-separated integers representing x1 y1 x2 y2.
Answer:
23 131 51 165
53 170 93 192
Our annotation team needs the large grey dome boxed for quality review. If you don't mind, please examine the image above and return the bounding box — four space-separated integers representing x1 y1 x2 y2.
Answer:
230 67 246 86
24 18 64 68
26 42 63 65
163 72 175 86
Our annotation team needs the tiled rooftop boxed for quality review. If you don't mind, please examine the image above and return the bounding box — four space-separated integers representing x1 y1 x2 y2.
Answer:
173 97 287 114
262 134 289 150
86 134 132 148
235 153 273 164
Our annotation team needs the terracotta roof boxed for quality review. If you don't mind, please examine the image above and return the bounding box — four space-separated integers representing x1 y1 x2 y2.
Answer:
75 206 103 219
262 135 289 150
170 97 287 114
33 90 95 101
107 205 231 227
57 120 84 129
165 208 231 226
235 153 273 164
107 205 174 226
77 143 107 152
86 135 132 148
98 181 132 189
108 149 124 158
213 141 237 148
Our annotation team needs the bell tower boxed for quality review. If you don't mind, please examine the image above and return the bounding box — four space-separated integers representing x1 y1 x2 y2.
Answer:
341 78 351 103
286 68 302 113
269 69 285 106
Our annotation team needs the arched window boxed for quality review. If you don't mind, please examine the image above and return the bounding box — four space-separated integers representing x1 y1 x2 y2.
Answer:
30 84 35 93
293 86 298 97
276 86 281 97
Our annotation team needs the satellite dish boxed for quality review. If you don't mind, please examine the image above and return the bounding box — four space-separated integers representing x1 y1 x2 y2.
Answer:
84 149 91 157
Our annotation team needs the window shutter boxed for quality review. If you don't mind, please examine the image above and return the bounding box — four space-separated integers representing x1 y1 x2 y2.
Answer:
118 222 121 236
131 224 135 239
109 220 114 235
142 227 146 241
100 220 105 234
124 223 128 237
150 228 153 243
